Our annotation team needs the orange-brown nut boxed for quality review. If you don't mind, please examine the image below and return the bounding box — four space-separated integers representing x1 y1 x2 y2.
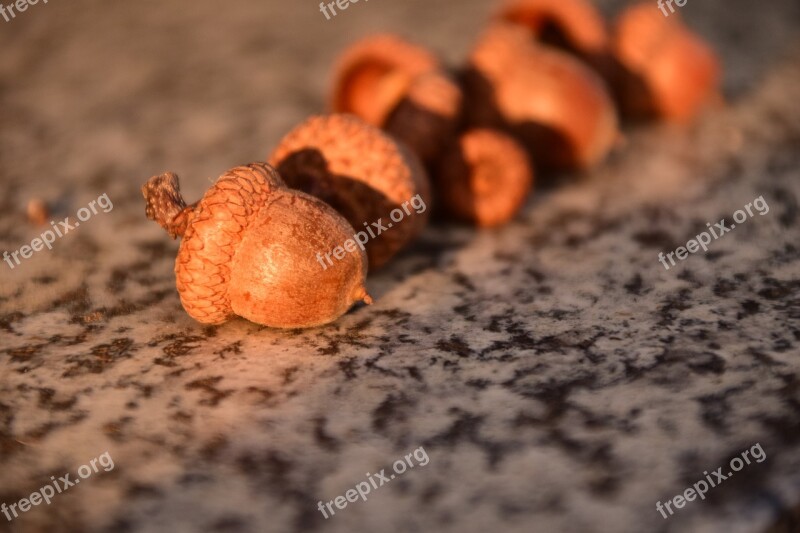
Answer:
437 129 533 227
269 114 431 269
497 0 610 64
465 24 619 170
330 34 440 127
383 71 463 163
142 163 370 329
330 34 462 164
612 3 721 122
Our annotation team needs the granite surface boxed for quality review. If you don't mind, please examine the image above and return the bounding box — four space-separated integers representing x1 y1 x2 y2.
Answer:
1 0 799 532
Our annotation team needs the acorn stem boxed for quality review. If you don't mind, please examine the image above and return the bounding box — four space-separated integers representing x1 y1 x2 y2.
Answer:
142 172 196 239
353 285 373 305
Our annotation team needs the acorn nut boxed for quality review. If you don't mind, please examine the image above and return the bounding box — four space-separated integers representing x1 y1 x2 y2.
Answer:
383 71 463 164
330 34 440 127
269 114 431 269
612 3 721 122
142 162 370 329
330 34 463 164
496 0 610 68
437 129 534 227
465 24 619 170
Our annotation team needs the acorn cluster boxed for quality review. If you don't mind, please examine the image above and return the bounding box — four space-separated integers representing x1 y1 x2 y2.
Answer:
142 0 721 329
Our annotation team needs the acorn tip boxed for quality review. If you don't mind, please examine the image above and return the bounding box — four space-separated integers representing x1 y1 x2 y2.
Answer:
352 285 373 305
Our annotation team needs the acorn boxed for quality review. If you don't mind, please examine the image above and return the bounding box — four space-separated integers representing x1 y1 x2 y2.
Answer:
383 71 463 164
269 114 431 269
330 34 440 127
330 34 463 165
464 24 619 170
436 129 534 227
496 0 611 70
612 3 721 122
142 162 370 329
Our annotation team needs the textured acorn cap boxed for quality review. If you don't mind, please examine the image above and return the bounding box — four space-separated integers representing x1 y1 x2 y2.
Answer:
269 114 431 269
437 129 534 227
173 163 284 324
466 24 619 170
330 34 441 127
612 3 721 122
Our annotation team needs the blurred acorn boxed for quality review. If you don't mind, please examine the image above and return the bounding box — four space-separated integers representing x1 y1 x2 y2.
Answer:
330 34 440 126
383 71 463 164
612 3 721 122
496 0 611 73
463 24 619 171
436 129 534 227
330 34 463 165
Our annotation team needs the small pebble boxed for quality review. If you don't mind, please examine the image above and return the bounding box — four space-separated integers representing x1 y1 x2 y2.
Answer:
26 199 49 226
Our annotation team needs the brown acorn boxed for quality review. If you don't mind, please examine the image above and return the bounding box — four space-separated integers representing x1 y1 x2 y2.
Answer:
496 0 610 69
330 34 463 164
330 34 440 127
269 114 431 269
612 3 721 122
383 71 463 164
142 163 370 329
464 24 619 170
437 129 534 227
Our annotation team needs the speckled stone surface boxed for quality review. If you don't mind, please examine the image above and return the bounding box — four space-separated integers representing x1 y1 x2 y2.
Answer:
1 1 799 532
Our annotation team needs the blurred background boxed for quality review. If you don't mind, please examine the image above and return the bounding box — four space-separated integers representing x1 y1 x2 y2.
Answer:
0 0 797 212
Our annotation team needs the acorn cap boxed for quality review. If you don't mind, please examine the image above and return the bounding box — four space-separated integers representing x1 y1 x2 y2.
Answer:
612 3 721 121
437 129 534 227
330 34 441 127
269 114 431 268
174 163 284 324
